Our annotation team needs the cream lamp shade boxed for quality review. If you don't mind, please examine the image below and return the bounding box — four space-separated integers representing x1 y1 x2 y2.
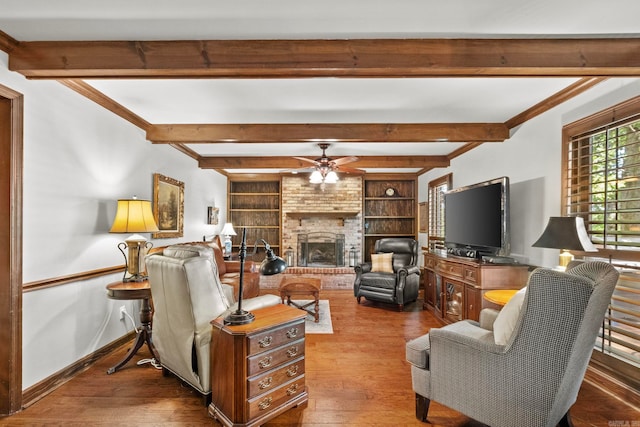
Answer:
110 198 159 282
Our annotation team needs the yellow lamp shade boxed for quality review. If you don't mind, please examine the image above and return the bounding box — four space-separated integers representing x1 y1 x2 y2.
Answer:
110 199 159 233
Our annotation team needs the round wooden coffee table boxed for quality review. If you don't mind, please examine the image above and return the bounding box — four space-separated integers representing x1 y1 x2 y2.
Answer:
279 277 321 323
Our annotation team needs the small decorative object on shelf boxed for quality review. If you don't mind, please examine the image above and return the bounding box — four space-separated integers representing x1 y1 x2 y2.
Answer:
385 187 398 197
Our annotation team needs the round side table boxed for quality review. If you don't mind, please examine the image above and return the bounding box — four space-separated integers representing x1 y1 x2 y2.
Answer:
106 280 159 374
483 289 519 307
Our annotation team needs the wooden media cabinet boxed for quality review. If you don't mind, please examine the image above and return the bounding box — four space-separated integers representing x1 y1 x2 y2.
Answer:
422 250 530 323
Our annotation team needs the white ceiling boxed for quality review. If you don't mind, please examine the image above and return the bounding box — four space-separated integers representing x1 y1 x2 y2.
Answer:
1 0 639 174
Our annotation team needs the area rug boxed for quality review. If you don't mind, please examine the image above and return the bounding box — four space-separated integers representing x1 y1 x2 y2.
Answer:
286 299 333 334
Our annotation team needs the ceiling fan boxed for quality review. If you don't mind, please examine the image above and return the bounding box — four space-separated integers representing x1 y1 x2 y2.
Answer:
292 143 363 184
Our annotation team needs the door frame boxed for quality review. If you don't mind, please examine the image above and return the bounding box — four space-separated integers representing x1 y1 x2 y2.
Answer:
0 84 23 415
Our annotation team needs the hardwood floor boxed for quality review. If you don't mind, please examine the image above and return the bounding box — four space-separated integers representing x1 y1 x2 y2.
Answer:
1 289 638 426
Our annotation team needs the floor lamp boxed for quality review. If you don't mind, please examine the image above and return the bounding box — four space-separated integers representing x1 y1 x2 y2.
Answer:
223 228 287 325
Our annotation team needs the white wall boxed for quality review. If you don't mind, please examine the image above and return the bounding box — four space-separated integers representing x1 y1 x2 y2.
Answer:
418 77 640 268
1 52 228 389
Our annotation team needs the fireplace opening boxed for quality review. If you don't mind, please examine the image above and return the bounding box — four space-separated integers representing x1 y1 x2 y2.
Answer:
297 232 345 267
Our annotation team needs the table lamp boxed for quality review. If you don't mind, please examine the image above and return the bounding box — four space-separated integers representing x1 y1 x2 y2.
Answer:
109 197 159 282
220 222 237 255
224 228 287 325
532 216 597 268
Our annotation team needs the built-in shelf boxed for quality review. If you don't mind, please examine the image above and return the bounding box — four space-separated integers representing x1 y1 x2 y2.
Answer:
363 176 417 261
286 211 360 226
228 179 281 258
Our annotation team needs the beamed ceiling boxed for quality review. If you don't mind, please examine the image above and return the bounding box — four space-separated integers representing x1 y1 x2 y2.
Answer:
1 1 640 177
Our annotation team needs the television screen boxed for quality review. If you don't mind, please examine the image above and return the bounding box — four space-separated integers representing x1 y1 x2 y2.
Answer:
444 177 510 256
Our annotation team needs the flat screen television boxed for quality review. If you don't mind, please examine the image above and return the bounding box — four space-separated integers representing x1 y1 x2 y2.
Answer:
444 176 510 257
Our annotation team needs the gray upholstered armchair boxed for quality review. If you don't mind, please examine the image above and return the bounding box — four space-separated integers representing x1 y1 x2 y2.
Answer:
354 238 420 311
145 245 280 403
406 261 619 427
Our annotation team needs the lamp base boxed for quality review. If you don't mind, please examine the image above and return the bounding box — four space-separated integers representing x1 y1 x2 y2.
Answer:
223 309 255 326
123 273 148 283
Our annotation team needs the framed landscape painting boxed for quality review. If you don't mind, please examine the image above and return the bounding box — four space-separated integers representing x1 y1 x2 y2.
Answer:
152 173 184 238
419 201 428 233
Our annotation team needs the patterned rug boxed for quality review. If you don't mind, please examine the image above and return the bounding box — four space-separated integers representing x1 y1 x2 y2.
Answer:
286 299 333 334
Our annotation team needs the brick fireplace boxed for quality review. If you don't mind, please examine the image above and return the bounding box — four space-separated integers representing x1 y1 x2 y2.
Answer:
261 175 362 290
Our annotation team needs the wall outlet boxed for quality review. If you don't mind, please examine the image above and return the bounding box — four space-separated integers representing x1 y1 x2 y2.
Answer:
119 305 126 321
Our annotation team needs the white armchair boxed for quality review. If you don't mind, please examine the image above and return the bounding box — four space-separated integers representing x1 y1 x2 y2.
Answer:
145 245 280 403
406 261 619 427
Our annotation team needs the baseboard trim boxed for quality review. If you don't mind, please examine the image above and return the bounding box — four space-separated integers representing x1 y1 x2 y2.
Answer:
21 332 135 409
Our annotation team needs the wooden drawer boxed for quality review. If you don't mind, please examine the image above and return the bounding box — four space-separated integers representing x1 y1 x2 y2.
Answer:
464 267 477 283
248 321 305 355
436 260 463 278
248 377 306 420
247 357 305 398
248 338 305 376
425 255 435 269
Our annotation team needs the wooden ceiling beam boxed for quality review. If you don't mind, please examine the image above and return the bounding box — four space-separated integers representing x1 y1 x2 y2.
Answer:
9 38 640 79
0 30 19 53
147 123 508 143
198 155 449 169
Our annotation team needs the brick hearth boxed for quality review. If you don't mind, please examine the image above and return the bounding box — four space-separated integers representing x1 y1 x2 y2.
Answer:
260 267 356 290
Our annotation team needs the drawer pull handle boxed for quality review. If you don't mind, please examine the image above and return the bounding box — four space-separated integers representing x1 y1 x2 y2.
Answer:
286 328 299 339
258 336 273 348
286 365 299 377
258 397 272 410
258 356 272 369
286 347 299 358
286 384 299 396
258 377 273 389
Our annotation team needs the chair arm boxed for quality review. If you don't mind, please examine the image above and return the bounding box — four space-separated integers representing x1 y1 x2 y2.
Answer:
479 308 500 331
397 265 420 276
224 260 258 273
429 320 503 354
354 262 372 275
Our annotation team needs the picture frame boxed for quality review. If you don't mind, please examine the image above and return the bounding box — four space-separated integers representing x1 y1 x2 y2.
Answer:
152 173 184 238
207 206 219 225
419 201 428 233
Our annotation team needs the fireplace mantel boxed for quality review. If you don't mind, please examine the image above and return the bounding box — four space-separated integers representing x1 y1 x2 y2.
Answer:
286 211 359 226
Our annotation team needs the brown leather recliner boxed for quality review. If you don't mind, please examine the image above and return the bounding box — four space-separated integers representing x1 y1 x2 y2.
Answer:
148 238 260 299
354 238 421 311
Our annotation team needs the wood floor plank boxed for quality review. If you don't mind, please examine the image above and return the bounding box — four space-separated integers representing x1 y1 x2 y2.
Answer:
0 289 637 426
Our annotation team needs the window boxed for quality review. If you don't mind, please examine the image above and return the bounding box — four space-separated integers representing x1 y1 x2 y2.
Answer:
428 174 452 251
563 96 640 262
563 96 640 380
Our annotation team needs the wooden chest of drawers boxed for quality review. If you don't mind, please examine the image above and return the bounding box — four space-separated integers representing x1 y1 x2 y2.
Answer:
208 304 309 427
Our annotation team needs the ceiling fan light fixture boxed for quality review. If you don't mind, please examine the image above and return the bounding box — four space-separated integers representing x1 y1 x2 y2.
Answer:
309 170 323 184
324 170 339 183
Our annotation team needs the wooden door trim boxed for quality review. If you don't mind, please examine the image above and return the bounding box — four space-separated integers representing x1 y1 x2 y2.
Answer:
0 83 23 415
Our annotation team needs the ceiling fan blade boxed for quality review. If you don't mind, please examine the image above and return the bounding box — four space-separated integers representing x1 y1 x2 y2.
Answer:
292 156 319 166
333 156 359 166
281 166 315 174
337 165 365 175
